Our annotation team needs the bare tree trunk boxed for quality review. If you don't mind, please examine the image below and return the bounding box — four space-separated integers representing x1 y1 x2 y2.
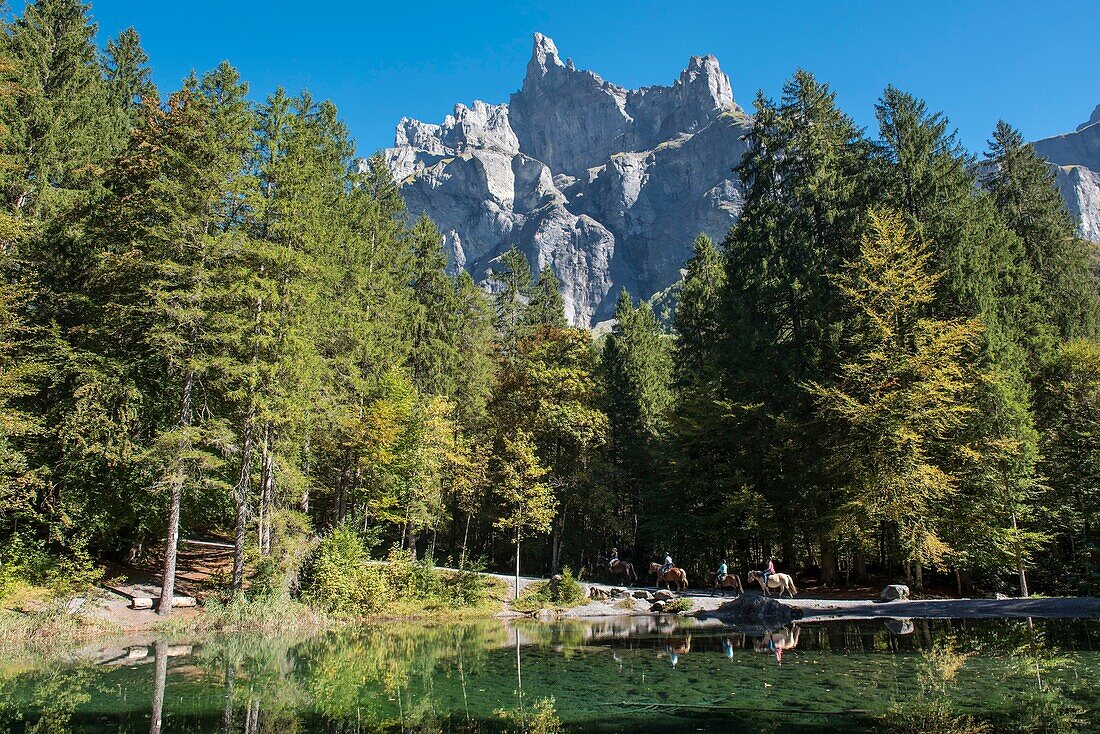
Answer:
259 423 274 555
159 358 194 616
300 439 310 515
460 513 472 569
820 537 837 587
1012 511 1029 597
220 662 235 734
514 530 521 601
150 640 168 734
232 418 252 593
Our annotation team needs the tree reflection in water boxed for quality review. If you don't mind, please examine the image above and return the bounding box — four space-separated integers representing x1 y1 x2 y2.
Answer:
0 617 1095 733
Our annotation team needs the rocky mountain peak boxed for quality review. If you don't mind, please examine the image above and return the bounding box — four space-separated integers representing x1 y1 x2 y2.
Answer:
382 34 753 325
1078 103 1100 132
680 54 735 110
528 32 564 78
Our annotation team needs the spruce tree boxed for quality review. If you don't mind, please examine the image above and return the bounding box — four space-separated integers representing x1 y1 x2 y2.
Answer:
717 71 874 582
406 214 460 397
982 121 1099 341
525 266 567 329
1035 339 1100 591
490 244 533 348
601 290 673 555
100 64 255 614
874 88 1046 587
673 233 725 386
103 27 155 131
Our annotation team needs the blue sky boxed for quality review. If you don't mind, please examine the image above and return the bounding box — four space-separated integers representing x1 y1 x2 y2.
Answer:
67 1 1100 156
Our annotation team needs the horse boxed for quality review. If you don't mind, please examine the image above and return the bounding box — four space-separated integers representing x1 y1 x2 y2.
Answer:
648 562 689 592
747 570 798 598
711 572 743 597
597 555 637 586
753 623 800 665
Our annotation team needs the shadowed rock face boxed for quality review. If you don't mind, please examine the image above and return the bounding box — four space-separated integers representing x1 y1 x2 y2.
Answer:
382 33 751 327
1033 108 1100 244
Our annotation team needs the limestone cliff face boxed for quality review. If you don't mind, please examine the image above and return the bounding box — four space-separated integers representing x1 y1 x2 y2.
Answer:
383 33 750 326
1033 109 1100 244
383 37 1098 327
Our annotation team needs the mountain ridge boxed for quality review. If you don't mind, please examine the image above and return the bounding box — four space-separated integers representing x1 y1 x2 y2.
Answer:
382 34 1100 326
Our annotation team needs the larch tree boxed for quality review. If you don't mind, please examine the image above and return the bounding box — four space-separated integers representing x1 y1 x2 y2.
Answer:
491 429 554 599
810 210 981 583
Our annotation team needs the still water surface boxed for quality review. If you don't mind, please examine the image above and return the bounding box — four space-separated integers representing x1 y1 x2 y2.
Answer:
1 616 1097 733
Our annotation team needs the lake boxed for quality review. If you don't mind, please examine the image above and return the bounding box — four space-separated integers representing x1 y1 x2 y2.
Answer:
1 615 1096 733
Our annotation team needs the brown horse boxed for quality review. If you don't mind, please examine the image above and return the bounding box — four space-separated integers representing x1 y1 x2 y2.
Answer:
598 555 638 585
711 572 743 597
648 562 688 591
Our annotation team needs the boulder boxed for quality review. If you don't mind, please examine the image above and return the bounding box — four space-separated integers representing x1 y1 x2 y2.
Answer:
588 586 611 601
884 618 914 635
993 592 1012 600
881 584 910 602
534 608 557 622
713 593 801 623
632 590 650 600
649 601 666 613
653 589 675 602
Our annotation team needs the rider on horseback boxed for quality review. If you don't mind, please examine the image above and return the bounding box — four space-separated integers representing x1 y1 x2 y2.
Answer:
717 560 728 583
763 556 776 584
608 547 619 570
661 552 674 576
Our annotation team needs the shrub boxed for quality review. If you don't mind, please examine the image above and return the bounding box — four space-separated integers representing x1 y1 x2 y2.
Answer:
301 532 490 616
250 510 317 598
663 597 693 613
551 567 585 604
0 533 102 601
497 696 565 734
301 526 381 616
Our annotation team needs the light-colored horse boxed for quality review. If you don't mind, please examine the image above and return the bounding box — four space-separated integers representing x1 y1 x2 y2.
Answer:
648 562 689 592
753 623 800 665
747 570 798 598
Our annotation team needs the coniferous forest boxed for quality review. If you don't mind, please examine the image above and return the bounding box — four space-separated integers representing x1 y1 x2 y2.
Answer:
1 0 1099 613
